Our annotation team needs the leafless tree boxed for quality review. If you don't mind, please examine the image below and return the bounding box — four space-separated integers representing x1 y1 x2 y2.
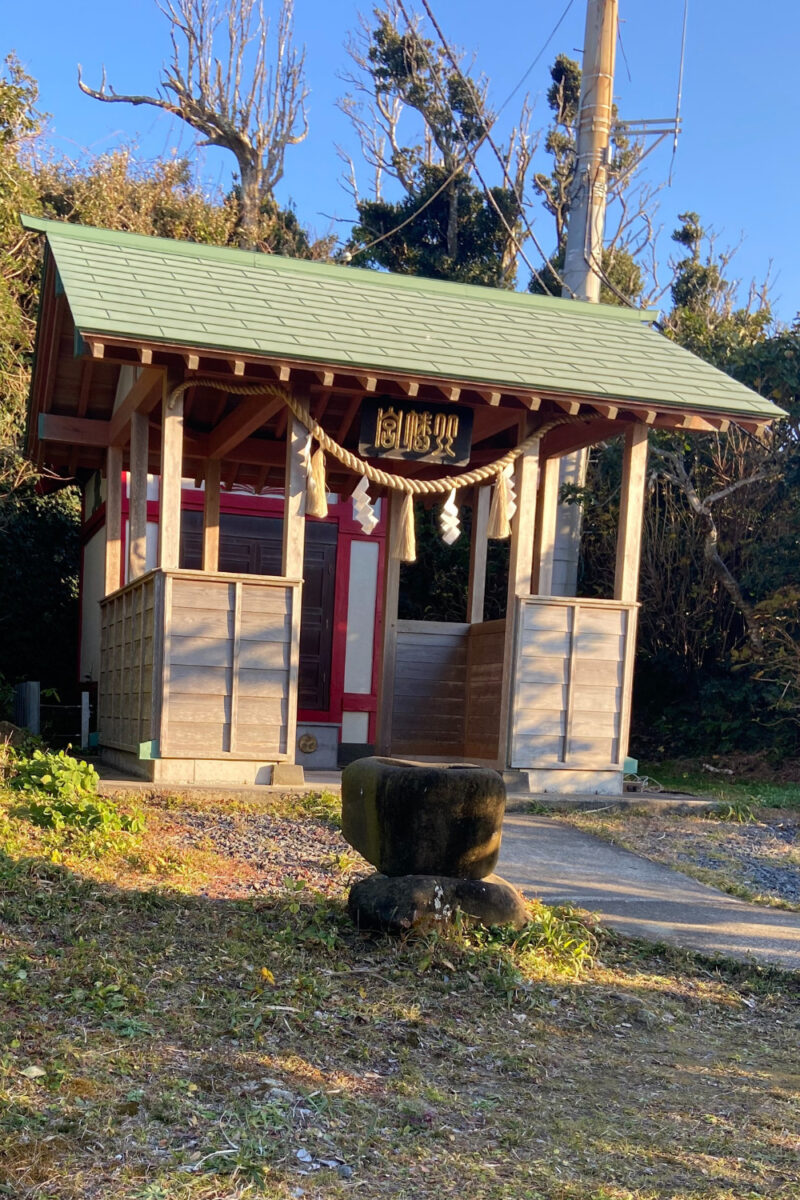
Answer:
78 0 308 249
648 439 782 651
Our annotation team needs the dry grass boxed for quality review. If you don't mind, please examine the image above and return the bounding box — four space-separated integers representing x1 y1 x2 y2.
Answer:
1 785 799 1200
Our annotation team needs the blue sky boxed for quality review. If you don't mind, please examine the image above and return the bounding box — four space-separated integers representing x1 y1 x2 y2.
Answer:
6 1 800 320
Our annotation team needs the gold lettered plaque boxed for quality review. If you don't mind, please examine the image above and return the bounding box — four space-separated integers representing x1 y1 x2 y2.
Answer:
359 397 473 466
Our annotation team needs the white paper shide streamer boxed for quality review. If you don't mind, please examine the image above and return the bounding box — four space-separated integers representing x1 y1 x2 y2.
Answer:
438 488 461 545
351 476 379 534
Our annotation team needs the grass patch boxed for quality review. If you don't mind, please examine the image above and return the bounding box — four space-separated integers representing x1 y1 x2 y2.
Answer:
640 760 800 810
1 784 799 1198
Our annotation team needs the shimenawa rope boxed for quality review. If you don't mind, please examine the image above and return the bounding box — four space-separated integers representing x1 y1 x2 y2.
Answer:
167 377 594 560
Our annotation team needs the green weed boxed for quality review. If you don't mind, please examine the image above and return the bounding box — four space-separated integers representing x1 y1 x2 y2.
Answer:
9 746 99 801
708 796 760 824
298 788 342 827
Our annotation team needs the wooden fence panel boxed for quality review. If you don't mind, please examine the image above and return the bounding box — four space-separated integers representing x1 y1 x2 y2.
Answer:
391 621 469 757
161 573 296 760
99 572 158 753
510 597 636 770
464 619 505 760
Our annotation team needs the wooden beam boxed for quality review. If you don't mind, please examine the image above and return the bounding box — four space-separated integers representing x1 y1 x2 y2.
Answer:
477 390 502 406
681 414 720 432
38 414 110 447
735 419 767 435
207 395 284 459
274 409 289 440
230 358 246 377
89 341 105 360
184 352 200 371
104 444 122 594
283 409 308 769
139 347 153 366
282 411 307 578
437 384 461 402
337 395 362 442
270 363 291 383
201 459 220 571
314 369 334 387
467 485 491 624
540 418 618 459
356 374 377 393
128 411 149 581
554 398 582 416
158 379 183 570
76 359 93 417
398 379 419 397
614 423 649 603
109 367 163 446
518 394 542 410
591 402 618 420
533 452 561 597
496 438 540 768
376 490 402 755
30 275 66 464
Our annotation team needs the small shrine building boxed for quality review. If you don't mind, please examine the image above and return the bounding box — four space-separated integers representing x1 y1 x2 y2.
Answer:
22 216 784 793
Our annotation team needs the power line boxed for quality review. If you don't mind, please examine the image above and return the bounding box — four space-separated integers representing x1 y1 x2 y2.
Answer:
669 0 689 185
414 0 575 296
495 0 577 118
348 156 474 257
616 16 632 84
395 0 557 294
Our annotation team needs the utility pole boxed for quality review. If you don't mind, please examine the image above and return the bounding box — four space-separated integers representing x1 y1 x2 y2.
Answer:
548 0 618 597
562 0 618 301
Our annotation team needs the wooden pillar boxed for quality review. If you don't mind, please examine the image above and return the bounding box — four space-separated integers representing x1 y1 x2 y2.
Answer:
128 410 149 581
283 413 307 765
496 441 540 769
202 458 221 572
104 444 122 594
467 485 490 624
376 491 402 755
533 452 561 596
614 424 649 603
158 381 183 570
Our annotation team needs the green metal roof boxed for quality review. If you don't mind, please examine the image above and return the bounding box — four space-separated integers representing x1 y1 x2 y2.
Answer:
22 214 783 420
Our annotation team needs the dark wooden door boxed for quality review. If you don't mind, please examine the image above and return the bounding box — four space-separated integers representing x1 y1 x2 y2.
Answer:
180 512 337 711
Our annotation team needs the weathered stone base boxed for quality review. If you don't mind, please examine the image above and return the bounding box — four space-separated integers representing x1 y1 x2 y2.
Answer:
100 746 301 787
506 768 624 797
348 872 529 933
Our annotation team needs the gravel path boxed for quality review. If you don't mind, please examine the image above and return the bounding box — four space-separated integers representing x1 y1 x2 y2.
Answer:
166 808 367 898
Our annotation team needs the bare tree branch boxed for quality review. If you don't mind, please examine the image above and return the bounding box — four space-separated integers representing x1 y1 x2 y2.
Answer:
79 0 308 248
648 444 783 651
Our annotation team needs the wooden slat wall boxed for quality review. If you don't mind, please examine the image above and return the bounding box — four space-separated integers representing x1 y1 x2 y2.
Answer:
510 598 635 769
464 619 505 759
99 572 158 752
161 572 296 760
391 620 470 757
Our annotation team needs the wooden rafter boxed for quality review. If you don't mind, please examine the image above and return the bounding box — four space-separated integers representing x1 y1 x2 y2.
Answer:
207 395 284 459
109 368 163 446
38 414 110 447
336 395 362 443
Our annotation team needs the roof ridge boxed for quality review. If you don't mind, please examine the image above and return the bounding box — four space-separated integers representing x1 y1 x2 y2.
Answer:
20 213 657 325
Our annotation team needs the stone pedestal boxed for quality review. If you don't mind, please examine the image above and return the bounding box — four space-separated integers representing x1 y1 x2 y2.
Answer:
342 756 526 931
